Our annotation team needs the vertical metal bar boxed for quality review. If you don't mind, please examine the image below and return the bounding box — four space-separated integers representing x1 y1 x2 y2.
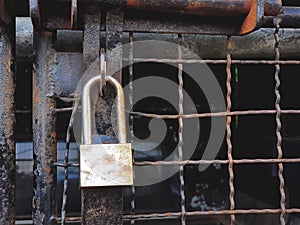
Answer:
177 34 186 225
81 11 103 225
129 32 136 225
226 36 235 225
32 31 57 225
273 18 286 225
106 9 123 83
81 9 124 225
0 17 15 225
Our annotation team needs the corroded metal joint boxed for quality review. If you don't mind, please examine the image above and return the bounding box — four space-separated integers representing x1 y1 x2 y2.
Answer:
30 0 77 30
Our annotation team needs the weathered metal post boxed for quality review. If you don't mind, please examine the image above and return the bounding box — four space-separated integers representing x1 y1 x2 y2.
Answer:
0 1 16 224
32 30 57 225
81 7 125 225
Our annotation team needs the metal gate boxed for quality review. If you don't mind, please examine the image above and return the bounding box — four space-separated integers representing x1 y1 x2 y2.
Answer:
1 0 300 225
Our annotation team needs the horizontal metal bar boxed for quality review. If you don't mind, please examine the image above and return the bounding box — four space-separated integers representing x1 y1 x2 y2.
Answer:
15 0 253 17
125 0 253 17
122 209 300 219
16 18 300 60
50 107 74 114
130 109 300 120
57 207 300 222
124 58 300 65
52 162 79 167
135 158 300 166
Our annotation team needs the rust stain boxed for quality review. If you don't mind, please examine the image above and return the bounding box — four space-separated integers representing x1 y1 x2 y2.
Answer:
51 131 56 138
240 0 258 35
33 87 40 104
104 153 116 162
127 0 138 7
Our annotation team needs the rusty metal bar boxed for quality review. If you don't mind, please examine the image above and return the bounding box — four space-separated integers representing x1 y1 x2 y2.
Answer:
130 109 300 119
32 31 57 225
0 5 15 225
124 58 300 65
134 158 300 166
14 0 300 31
15 18 300 60
18 0 280 18
125 0 253 17
56 207 300 222
81 11 102 225
81 8 125 225
123 208 300 219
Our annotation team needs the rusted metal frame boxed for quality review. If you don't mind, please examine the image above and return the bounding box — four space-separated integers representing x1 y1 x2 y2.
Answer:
16 0 300 32
15 0 280 17
80 8 126 225
81 10 102 225
14 18 300 60
103 7 125 224
32 31 57 225
125 0 253 17
30 0 77 30
0 6 16 225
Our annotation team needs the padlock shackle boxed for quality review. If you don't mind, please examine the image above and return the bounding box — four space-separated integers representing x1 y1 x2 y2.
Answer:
82 75 127 145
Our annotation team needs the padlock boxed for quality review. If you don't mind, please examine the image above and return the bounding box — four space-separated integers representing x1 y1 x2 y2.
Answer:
80 75 133 187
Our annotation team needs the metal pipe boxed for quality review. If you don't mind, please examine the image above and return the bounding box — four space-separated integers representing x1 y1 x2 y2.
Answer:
15 18 300 60
0 17 16 225
82 76 127 145
126 0 252 17
32 31 57 225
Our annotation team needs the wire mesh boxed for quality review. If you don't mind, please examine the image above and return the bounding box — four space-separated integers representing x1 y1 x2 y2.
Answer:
52 17 300 225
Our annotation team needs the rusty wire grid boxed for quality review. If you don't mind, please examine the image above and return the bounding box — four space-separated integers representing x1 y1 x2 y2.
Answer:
120 19 299 224
51 18 300 225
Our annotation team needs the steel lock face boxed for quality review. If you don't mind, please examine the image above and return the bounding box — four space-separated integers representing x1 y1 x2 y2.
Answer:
80 76 133 187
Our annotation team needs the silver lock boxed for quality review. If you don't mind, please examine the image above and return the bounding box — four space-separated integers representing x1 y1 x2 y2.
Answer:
80 75 133 187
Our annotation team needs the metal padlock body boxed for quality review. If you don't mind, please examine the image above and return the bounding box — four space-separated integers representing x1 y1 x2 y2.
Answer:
80 143 132 187
80 75 133 187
